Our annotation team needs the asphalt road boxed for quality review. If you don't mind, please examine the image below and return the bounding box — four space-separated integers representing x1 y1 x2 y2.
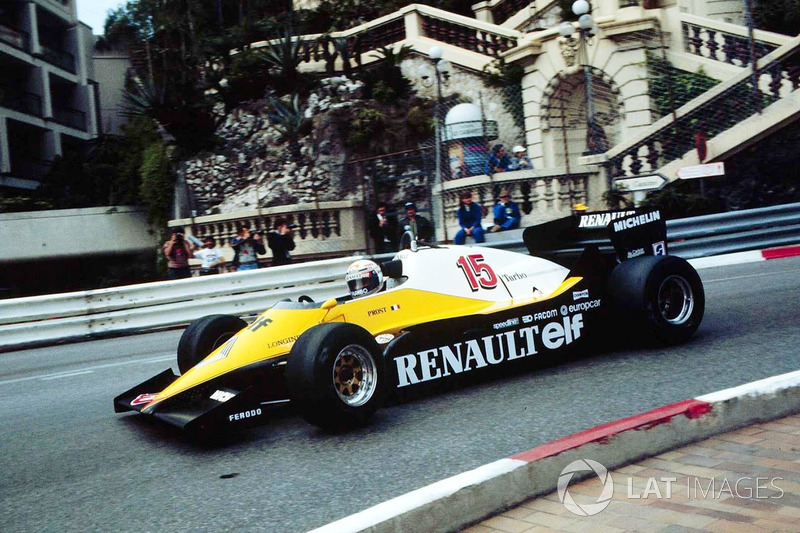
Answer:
2 256 799 533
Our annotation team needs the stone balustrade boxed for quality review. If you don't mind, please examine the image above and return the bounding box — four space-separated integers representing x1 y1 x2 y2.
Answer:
680 13 790 68
169 200 367 268
249 4 520 72
439 167 592 239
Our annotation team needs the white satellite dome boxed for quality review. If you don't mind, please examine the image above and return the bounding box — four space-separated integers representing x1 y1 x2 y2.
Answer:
444 103 482 126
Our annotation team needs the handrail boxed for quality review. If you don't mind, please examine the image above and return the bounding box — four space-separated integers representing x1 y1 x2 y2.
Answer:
604 33 800 177
1 203 798 351
247 3 520 64
680 13 791 65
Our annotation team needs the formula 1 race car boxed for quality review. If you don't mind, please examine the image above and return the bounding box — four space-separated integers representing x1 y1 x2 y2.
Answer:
114 209 704 437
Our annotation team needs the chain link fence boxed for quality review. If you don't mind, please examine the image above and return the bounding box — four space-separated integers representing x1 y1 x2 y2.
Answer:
344 84 532 247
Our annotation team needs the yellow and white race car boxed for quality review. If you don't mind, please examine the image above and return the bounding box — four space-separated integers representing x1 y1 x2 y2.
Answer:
114 210 704 437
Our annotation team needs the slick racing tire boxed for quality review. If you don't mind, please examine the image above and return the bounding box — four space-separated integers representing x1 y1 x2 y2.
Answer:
607 255 704 345
287 323 385 430
177 314 247 374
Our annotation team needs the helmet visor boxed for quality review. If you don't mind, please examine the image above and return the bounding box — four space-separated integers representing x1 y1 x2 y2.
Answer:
346 270 381 298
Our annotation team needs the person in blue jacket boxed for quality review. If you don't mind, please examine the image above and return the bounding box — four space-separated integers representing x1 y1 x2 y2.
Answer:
484 144 510 175
454 190 485 245
490 189 521 232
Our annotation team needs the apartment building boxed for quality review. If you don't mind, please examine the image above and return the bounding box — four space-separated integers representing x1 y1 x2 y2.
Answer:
0 0 99 190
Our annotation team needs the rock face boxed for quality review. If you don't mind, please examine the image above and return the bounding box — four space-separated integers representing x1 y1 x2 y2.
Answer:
178 67 514 217
180 77 366 215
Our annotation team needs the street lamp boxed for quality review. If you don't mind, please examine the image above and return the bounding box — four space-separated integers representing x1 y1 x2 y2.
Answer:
558 1 604 155
420 46 452 241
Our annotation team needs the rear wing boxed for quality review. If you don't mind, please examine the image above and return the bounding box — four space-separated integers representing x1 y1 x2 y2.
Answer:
523 209 667 264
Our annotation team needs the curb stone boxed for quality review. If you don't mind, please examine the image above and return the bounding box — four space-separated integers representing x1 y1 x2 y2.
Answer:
309 369 800 533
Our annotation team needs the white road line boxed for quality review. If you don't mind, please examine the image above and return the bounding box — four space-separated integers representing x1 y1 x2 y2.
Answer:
0 354 174 386
703 268 800 283
41 370 94 380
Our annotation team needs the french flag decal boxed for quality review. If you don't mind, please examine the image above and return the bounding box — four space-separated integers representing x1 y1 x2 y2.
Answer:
391 304 401 311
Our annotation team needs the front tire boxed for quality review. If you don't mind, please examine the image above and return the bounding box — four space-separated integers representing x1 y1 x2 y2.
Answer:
287 323 385 430
177 314 247 374
607 255 704 344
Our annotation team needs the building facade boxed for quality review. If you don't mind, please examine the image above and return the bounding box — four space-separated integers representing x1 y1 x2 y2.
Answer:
0 0 99 190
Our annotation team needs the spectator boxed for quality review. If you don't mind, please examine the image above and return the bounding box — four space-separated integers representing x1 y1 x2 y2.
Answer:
267 219 297 266
398 202 434 249
194 236 226 276
491 189 521 232
509 145 533 171
162 227 194 279
484 144 510 175
454 191 485 245
368 202 398 254
231 224 265 271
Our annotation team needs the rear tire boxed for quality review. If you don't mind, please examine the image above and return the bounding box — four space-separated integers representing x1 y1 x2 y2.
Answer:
607 255 704 344
287 323 385 430
177 314 247 374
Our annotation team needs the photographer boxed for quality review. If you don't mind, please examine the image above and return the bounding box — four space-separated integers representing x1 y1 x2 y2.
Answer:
162 227 194 279
267 219 297 266
231 225 266 271
194 236 226 275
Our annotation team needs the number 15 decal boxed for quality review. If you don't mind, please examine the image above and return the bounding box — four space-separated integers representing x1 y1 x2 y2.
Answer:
456 254 499 291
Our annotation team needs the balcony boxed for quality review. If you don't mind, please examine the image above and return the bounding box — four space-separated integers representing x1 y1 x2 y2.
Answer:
51 106 86 130
0 23 30 52
10 156 52 181
44 0 72 12
39 42 75 73
0 88 43 117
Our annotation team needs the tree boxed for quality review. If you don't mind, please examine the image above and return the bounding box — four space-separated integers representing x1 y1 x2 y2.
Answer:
361 45 414 104
268 94 311 161
752 0 800 35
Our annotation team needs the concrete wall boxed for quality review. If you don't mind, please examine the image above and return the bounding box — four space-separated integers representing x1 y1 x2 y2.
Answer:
0 206 157 262
92 42 132 135
678 0 746 25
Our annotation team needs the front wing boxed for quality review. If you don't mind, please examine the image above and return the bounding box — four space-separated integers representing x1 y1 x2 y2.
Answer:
113 361 289 435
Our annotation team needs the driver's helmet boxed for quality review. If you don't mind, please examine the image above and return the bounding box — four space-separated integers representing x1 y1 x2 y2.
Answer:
346 260 384 299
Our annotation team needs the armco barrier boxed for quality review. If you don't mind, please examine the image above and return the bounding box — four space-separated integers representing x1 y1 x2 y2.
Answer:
0 256 366 350
669 202 800 258
525 202 800 262
1 203 798 351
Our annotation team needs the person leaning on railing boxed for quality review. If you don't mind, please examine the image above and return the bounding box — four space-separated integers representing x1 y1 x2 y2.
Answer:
509 145 533 171
484 143 510 175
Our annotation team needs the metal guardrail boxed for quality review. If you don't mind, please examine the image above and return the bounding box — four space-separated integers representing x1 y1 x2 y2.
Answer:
0 256 365 351
538 202 800 261
669 203 800 258
1 203 798 351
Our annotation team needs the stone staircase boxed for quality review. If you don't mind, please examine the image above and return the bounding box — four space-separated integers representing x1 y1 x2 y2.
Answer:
602 31 800 182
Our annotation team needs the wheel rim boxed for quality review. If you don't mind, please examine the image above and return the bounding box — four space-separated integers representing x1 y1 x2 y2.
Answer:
657 275 694 325
210 332 234 351
332 344 377 407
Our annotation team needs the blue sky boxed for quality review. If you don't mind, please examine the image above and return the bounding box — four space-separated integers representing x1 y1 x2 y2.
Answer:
77 0 124 34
